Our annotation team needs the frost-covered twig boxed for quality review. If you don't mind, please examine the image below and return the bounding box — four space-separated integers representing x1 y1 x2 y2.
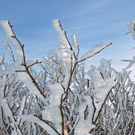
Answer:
122 56 135 69
18 114 61 135
2 42 15 62
0 19 117 135
71 35 80 58
0 20 46 101
125 19 135 39
52 20 77 61
77 42 112 62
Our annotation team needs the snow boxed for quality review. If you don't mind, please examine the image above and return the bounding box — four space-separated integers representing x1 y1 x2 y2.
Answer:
18 114 58 135
77 42 112 62
121 56 135 69
17 72 45 101
26 59 37 66
0 98 14 122
0 20 24 62
85 96 94 122
2 42 15 61
19 96 26 115
1 60 25 75
0 20 14 37
51 19 74 90
0 20 45 103
72 35 79 57
48 83 63 106
52 19 70 49
0 56 3 63
126 19 135 39
32 122 36 135
0 19 118 135
0 75 6 97
42 83 63 133
75 96 95 135
75 120 94 135
72 35 79 48
11 130 18 135
0 21 26 76
88 69 117 121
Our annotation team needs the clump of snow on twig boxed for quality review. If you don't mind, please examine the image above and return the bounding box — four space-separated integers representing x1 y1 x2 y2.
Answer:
125 19 135 39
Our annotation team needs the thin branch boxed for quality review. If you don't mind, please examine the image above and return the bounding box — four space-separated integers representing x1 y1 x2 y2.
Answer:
40 63 50 75
60 93 65 135
62 62 77 102
6 21 46 99
26 67 46 98
52 20 77 61
90 82 118 133
33 115 61 135
27 61 42 68
15 70 27 72
7 21 26 65
77 42 112 63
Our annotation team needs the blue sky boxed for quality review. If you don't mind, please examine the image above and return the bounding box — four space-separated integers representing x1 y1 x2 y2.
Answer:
0 0 135 79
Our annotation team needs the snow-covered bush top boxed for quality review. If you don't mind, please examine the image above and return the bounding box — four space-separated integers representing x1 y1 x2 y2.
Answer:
0 19 134 135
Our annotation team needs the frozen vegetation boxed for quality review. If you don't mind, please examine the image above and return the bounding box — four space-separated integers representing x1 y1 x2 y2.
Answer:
0 19 134 135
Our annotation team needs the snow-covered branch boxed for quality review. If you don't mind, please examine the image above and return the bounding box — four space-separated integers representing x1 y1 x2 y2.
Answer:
125 19 135 39
1 19 133 135
77 42 112 62
0 20 46 101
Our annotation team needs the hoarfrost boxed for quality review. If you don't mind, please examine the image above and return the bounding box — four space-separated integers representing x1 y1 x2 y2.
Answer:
18 114 58 135
0 20 24 61
0 56 3 63
75 96 95 135
26 59 37 66
126 19 135 39
17 72 45 101
77 42 112 62
0 19 120 135
88 69 116 121
121 56 135 69
42 83 63 133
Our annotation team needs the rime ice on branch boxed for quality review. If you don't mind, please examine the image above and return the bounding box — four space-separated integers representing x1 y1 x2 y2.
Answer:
125 19 135 39
122 19 135 69
0 19 117 135
0 20 45 101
